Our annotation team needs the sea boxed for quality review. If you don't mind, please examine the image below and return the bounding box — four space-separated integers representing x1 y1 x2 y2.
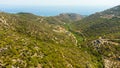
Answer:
0 6 111 16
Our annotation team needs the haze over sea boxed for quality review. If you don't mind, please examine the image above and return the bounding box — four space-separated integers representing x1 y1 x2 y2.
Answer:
0 0 120 16
0 6 117 16
0 6 113 16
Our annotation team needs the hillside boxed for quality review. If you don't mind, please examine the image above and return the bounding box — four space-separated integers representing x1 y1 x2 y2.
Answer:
0 12 102 68
0 5 120 68
73 5 120 38
56 13 84 22
71 5 120 68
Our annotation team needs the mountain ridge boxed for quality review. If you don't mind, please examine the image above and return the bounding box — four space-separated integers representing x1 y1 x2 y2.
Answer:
0 5 120 68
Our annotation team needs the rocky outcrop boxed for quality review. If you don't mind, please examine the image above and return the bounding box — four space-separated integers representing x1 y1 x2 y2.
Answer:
92 37 119 46
0 16 9 26
104 59 120 68
91 37 120 68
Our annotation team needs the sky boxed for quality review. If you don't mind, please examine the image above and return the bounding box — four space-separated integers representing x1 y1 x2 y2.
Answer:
0 0 120 16
0 0 120 6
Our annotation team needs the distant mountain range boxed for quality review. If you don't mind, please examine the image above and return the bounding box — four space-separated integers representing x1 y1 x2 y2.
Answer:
0 5 120 68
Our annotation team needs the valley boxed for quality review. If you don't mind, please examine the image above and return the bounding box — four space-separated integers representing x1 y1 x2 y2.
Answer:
0 5 120 68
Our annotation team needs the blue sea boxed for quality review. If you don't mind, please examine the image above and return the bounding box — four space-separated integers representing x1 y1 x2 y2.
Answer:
0 6 111 16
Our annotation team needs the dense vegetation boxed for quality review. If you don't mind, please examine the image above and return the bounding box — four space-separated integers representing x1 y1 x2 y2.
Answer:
0 5 120 68
72 5 120 68
0 12 102 68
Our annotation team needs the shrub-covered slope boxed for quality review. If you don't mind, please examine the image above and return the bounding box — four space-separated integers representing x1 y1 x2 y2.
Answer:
0 12 101 68
71 5 120 68
74 5 120 38
1 5 120 68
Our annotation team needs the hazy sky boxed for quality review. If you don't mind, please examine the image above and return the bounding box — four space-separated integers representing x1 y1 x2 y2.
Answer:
0 0 120 16
0 0 120 7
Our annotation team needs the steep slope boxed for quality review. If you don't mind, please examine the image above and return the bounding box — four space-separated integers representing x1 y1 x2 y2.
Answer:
71 5 120 68
74 5 120 38
1 5 120 68
101 5 120 17
0 12 102 68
